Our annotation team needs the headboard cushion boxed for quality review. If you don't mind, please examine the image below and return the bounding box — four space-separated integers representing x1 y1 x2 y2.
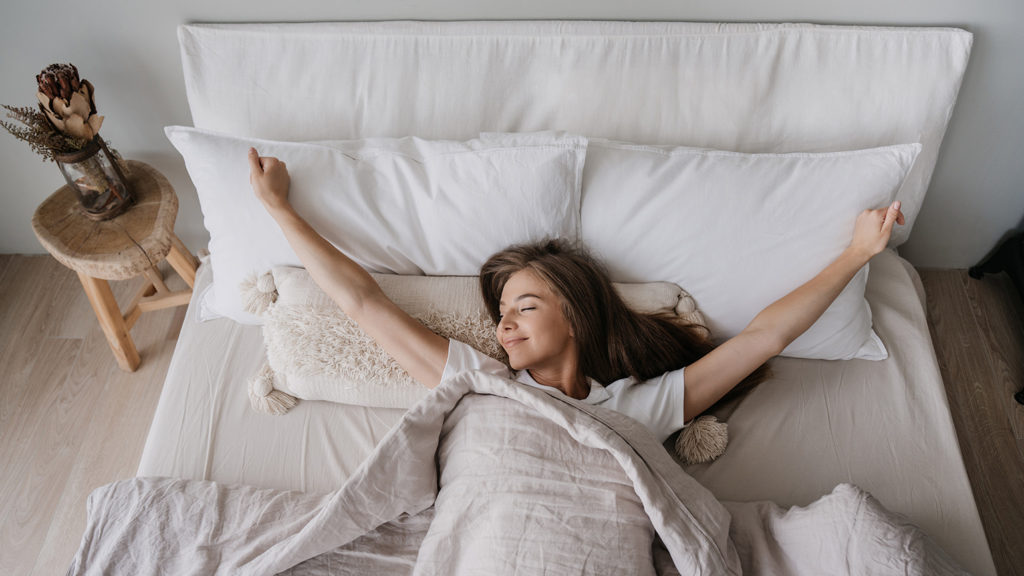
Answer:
179 21 971 246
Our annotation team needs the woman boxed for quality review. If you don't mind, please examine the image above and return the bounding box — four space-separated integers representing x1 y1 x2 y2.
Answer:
248 147 904 441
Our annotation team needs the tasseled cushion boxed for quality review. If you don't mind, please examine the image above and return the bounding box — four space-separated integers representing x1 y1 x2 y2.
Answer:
676 415 729 464
247 362 297 415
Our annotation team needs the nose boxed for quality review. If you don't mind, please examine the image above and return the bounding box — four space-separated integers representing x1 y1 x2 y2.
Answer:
498 313 515 331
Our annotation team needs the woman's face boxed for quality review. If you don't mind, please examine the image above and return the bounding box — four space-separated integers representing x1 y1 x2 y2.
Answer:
497 268 576 372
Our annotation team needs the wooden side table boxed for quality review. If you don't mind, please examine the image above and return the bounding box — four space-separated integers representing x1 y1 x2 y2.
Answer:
31 160 199 372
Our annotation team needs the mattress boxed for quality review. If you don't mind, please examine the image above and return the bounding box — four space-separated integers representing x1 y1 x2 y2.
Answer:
138 257 406 491
138 248 995 575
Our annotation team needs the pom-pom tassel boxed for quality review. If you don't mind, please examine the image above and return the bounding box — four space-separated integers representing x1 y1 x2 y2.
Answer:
676 415 728 464
248 362 297 415
240 271 278 316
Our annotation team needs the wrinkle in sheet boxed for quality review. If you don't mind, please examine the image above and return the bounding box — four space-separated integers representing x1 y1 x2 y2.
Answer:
298 408 310 493
197 322 241 482
206 324 246 481
821 365 853 484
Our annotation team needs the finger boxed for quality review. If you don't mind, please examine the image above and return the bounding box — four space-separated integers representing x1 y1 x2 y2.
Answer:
247 147 263 174
881 201 901 232
885 201 901 219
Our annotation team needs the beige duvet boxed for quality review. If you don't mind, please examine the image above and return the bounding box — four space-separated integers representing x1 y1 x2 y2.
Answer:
74 370 963 575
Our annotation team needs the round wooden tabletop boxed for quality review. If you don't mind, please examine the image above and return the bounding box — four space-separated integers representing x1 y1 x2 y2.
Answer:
31 160 178 281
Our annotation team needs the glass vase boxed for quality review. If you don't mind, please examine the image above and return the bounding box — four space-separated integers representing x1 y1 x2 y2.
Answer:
54 136 134 221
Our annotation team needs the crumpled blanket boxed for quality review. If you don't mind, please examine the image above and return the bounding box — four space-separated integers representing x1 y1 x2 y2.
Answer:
67 370 966 575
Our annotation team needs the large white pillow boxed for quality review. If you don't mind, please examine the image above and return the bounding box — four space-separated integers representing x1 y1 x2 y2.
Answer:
581 140 922 360
165 126 587 323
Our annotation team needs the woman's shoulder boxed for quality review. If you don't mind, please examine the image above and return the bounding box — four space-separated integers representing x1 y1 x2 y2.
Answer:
442 339 512 381
595 366 687 443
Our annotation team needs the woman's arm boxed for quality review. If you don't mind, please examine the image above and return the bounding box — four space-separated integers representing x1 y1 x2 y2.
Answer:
681 201 906 421
248 149 449 388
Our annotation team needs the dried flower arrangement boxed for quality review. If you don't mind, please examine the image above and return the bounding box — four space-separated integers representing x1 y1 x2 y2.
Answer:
2 63 133 220
2 64 106 161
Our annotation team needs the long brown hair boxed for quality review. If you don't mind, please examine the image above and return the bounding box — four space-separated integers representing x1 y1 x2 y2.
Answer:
479 239 769 409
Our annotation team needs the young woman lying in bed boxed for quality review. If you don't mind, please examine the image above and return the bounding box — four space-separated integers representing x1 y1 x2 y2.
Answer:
247 147 904 439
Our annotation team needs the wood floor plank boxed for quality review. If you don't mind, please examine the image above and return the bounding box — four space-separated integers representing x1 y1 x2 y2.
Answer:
33 310 178 575
0 338 84 575
967 272 1024 439
919 269 1024 576
0 257 62 392
166 304 188 342
0 255 42 329
46 276 97 341
0 257 82 461
0 253 13 284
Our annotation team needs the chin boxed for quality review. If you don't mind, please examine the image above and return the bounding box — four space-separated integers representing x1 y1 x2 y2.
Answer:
505 353 529 371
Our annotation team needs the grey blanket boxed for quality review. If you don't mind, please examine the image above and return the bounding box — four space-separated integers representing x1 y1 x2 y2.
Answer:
67 370 966 575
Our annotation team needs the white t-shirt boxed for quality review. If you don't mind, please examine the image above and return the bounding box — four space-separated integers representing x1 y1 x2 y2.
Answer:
441 339 688 442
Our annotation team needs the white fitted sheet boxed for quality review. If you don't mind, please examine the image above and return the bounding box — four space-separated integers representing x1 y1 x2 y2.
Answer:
139 249 995 575
138 259 405 491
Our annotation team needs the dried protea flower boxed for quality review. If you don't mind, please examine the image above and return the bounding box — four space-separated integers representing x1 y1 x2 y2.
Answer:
35 63 103 140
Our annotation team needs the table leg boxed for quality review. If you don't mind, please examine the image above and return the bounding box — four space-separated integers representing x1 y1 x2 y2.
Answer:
166 235 199 289
77 272 140 372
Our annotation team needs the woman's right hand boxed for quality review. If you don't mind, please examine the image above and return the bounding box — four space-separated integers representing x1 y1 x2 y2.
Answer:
248 147 292 214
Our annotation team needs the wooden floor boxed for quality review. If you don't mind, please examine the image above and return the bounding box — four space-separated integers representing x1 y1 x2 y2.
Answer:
0 255 186 575
0 254 1022 575
919 268 1024 576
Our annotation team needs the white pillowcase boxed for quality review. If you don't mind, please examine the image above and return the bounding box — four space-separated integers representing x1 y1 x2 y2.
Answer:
581 140 922 360
165 126 587 323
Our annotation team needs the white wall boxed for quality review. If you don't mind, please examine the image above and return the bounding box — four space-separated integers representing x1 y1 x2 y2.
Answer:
1 0 1021 268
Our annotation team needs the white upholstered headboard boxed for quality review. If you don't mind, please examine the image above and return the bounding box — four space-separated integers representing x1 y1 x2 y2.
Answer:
178 21 971 246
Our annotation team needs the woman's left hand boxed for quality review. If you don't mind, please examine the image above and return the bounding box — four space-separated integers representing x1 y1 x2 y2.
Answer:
849 200 905 261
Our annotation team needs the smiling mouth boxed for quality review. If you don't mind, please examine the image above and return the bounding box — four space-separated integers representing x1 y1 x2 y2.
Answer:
502 337 527 349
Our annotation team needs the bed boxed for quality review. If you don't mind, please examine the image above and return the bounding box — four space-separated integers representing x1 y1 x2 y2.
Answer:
73 21 994 575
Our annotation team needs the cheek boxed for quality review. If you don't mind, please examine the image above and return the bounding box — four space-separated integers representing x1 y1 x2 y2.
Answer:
541 313 573 343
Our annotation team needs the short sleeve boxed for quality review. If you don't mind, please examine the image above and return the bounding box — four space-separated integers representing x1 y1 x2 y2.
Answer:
605 367 686 443
441 339 512 383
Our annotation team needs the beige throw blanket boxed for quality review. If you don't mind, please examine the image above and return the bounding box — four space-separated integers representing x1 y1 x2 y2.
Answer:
67 371 965 575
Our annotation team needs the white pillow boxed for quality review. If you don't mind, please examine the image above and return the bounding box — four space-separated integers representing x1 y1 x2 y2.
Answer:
245 267 706 410
581 140 922 360
165 126 587 323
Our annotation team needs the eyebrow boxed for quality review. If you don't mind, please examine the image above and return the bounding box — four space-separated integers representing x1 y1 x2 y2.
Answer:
499 293 542 307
